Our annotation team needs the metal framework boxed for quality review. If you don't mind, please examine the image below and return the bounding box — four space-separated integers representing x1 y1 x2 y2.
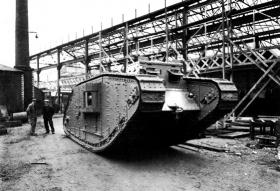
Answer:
30 0 280 116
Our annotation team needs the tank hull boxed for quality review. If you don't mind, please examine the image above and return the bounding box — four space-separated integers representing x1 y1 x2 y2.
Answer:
64 72 238 153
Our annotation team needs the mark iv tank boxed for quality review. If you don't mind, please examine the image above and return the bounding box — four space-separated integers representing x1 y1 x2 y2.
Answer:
63 60 238 153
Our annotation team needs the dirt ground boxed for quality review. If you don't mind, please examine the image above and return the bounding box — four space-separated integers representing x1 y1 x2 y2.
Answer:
0 116 280 191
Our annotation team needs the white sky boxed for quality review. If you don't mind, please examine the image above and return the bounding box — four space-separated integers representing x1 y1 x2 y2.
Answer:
0 0 181 68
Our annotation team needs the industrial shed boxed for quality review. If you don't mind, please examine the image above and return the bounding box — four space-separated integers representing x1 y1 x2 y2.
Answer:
0 64 24 114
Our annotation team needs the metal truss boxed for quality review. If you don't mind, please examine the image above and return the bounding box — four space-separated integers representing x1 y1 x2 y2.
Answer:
30 0 280 116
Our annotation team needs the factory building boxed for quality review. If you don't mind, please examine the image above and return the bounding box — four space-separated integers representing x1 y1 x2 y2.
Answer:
0 64 24 114
0 64 44 117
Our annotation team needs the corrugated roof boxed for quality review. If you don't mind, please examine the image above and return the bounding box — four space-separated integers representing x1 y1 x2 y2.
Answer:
0 64 22 72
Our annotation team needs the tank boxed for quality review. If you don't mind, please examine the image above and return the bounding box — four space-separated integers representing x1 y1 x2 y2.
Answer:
63 60 238 153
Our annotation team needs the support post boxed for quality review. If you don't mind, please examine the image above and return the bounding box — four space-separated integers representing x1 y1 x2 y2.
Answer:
228 0 234 82
175 11 178 53
108 33 112 72
124 22 129 73
204 6 207 57
182 5 189 74
135 10 139 57
85 39 89 79
36 56 40 87
221 0 226 79
99 24 102 73
57 49 61 113
165 0 169 62
253 0 258 49
136 27 139 57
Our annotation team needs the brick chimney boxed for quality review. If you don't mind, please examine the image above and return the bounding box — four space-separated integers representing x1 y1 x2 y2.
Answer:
14 0 33 109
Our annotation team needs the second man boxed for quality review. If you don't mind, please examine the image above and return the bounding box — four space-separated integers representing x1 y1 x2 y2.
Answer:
43 99 55 134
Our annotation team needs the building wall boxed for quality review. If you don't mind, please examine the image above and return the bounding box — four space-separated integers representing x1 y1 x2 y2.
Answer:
0 71 23 113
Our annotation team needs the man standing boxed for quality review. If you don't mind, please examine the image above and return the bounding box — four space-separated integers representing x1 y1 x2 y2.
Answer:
26 98 37 136
43 99 55 134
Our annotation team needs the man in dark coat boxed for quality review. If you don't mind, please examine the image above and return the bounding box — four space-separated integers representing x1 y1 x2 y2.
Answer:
43 99 55 134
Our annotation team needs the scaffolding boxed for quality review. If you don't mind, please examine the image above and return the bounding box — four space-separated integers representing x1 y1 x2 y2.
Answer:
30 0 280 117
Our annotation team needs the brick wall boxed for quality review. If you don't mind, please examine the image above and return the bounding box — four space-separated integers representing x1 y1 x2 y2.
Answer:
0 71 23 113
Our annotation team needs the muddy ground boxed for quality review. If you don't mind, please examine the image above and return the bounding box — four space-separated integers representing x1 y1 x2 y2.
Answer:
0 115 279 191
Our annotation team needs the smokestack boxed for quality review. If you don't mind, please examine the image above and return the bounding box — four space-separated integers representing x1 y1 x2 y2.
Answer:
15 0 30 70
15 0 33 109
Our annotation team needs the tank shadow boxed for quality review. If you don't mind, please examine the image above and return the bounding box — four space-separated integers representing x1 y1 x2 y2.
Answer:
99 146 206 166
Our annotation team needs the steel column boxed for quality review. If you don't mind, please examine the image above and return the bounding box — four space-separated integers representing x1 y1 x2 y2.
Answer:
85 39 89 79
57 49 61 112
99 27 102 73
124 22 129 72
36 56 40 87
222 0 226 79
182 5 189 73
165 0 169 62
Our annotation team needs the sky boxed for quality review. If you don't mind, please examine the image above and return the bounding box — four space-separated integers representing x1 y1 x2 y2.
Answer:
0 0 181 69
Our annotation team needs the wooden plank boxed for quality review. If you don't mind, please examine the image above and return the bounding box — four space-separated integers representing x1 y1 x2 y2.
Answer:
227 125 250 131
181 142 228 152
205 129 233 136
175 144 200 152
230 121 251 127
255 135 277 141
217 131 250 139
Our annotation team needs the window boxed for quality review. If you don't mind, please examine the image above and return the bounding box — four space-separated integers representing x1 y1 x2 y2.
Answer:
85 92 93 107
82 83 101 113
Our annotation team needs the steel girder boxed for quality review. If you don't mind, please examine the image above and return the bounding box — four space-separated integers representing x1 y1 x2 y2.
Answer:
31 0 280 88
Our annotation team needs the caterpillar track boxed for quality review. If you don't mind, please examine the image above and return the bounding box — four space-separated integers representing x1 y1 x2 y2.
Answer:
63 60 238 153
